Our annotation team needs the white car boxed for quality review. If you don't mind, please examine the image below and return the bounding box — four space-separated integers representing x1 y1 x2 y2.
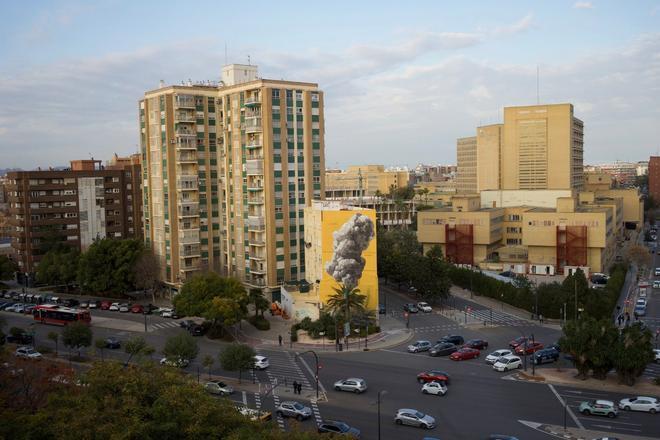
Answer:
159 357 189 368
493 355 522 372
653 280 660 289
13 304 25 313
108 302 120 311
655 267 660 276
4 304 19 312
421 381 447 396
639 290 647 299
407 340 432 353
254 355 269 370
485 349 513 364
119 303 130 312
618 397 660 413
15 347 42 360
636 298 647 308
160 308 174 318
417 302 432 313
654 349 660 363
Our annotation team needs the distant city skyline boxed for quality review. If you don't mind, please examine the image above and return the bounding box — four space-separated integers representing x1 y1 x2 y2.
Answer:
1 0 659 169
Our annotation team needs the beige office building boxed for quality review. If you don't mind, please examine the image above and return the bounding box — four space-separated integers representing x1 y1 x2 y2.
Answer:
456 136 477 194
325 165 409 198
140 64 325 290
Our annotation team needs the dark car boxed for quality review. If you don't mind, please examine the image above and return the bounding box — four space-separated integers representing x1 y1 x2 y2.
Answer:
464 339 489 350
189 325 205 336
548 342 561 352
62 298 79 308
143 304 158 315
105 337 121 349
179 320 195 330
378 304 386 315
7 332 33 345
403 303 419 313
428 342 457 357
318 420 360 438
438 335 464 346
533 348 559 364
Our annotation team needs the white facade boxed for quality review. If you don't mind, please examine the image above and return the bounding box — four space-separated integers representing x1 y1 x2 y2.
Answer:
78 177 105 250
221 64 258 86
480 190 574 209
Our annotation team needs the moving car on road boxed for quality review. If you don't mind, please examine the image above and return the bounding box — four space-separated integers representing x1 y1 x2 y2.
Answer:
15 346 42 360
449 347 480 361
105 337 121 349
438 335 464 346
276 401 312 421
655 267 660 276
333 378 367 393
394 408 436 429
618 396 659 413
204 380 234 396
318 420 360 438
403 303 419 313
493 355 522 372
421 381 447 396
428 342 457 357
515 341 543 355
417 370 451 384
407 340 432 353
579 400 618 418
254 355 269 370
417 302 432 313
485 349 513 364
463 339 488 350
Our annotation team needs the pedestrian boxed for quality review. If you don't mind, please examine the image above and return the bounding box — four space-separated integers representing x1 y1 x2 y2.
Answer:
278 334 282 346
539 314 544 324
293 380 298 394
297 382 302 394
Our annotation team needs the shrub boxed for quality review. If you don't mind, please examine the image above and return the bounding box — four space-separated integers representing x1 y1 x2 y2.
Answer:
248 315 270 331
290 326 298 342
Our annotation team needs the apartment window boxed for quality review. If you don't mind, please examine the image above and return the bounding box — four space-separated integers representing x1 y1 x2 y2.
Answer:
272 89 280 99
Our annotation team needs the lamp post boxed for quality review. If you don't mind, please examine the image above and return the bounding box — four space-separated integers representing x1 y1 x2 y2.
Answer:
319 331 325 351
297 350 319 400
377 390 388 440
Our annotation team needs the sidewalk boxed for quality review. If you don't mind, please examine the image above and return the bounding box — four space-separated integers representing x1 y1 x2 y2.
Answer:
521 421 657 440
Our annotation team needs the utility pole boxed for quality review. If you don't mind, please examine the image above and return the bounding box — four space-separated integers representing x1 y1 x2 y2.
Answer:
574 277 578 321
297 351 320 400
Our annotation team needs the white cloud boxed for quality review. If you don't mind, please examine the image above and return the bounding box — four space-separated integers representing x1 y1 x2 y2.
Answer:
573 2 595 9
469 85 493 100
492 13 534 36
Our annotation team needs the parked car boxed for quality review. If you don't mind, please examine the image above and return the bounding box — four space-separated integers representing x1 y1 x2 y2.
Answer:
333 378 367 394
486 349 513 364
130 304 144 314
508 336 529 349
403 304 419 313
378 304 386 315
653 280 660 289
88 300 99 309
579 400 618 418
428 342 457 357
515 341 544 355
407 340 432 353
159 357 189 368
62 299 79 307
108 302 120 311
416 370 450 384
493 355 522 372
438 335 464 346
634 305 646 316
15 346 42 360
24 305 36 315
421 381 447 396
417 302 432 313
160 308 174 318
276 401 312 421
0 302 13 310
204 380 234 396
105 337 121 349
143 304 158 315
618 396 660 413
13 304 25 313
655 267 660 276
79 301 89 308
179 320 195 329
7 332 33 345
654 349 660 363
189 325 205 336
317 420 360 438
119 303 130 313
533 348 559 364
251 355 268 370
463 339 488 350
394 408 435 429
449 347 480 361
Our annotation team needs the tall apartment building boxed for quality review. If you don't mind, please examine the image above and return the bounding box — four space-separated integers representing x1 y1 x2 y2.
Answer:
140 64 325 291
456 136 477 193
325 165 409 198
6 159 142 276
649 156 660 202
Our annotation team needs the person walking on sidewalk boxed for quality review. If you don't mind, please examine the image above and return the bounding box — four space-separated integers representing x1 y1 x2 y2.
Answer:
278 334 282 346
297 382 302 394
293 380 298 394
539 314 544 324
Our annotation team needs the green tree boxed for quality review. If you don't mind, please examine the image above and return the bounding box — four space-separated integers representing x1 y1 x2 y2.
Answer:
202 354 214 379
123 336 155 366
411 245 451 304
62 322 92 359
612 323 655 386
36 247 79 288
162 332 199 363
94 338 106 361
559 316 618 380
77 238 143 294
219 343 256 384
0 255 18 280
133 249 160 304
377 228 421 284
47 331 59 357
325 284 367 318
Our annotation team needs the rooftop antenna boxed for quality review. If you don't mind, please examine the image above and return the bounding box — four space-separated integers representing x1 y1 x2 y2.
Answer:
248 55 251 66
358 168 364 204
536 65 540 105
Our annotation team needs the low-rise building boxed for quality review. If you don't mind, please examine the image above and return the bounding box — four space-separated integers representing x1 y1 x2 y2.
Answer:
325 165 409 198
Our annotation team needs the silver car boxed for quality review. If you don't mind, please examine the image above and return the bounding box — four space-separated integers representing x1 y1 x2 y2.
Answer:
333 378 367 394
407 340 432 353
394 408 435 429
276 400 312 421
204 380 234 396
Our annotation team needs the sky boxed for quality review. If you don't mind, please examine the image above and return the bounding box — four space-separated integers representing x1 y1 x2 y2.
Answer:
1 0 659 170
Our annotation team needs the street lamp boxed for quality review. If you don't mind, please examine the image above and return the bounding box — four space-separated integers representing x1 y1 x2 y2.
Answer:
377 390 388 440
296 350 320 400
319 331 325 351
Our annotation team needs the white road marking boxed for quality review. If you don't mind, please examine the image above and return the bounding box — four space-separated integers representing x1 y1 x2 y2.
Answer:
547 384 584 430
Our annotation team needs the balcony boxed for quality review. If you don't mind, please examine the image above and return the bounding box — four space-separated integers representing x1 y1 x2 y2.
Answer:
245 118 262 134
247 216 265 231
177 151 197 163
249 238 266 247
176 177 198 191
245 96 261 107
179 229 200 244
247 197 264 205
249 253 266 261
177 202 199 217
180 244 201 258
174 96 195 108
175 113 195 122
246 159 264 176
175 138 196 150
247 180 264 191
175 129 196 137
246 140 262 149
249 266 266 276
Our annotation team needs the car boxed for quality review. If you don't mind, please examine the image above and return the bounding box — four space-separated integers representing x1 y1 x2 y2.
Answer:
204 380 234 396
421 381 447 396
618 396 660 413
160 308 174 318
88 300 99 309
493 355 523 372
130 304 144 314
333 378 367 394
449 347 480 361
579 400 618 418
105 337 121 349
119 303 130 313
515 341 544 355
417 302 432 313
655 267 660 276
639 289 647 299
249 355 268 370
159 357 189 368
654 280 660 289
143 304 158 315
276 401 312 421
509 336 529 349
636 298 647 307
634 305 646 316
13 304 25 313
189 325 205 336
50 296 60 304
378 304 386 315
463 339 488 350
108 302 120 311
79 301 89 308
417 370 451 384
485 349 513 364
394 408 435 429
499 270 515 278
654 349 660 363
407 340 432 353
6 332 33 345
0 302 13 310
317 420 360 438
438 335 464 346
62 299 79 307
403 303 419 313
179 320 196 329
487 436 520 440
533 348 559 364
428 342 457 357
15 346 42 360
23 305 36 314
4 303 19 312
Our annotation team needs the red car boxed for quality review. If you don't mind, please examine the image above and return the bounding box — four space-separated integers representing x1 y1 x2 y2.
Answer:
131 304 144 314
463 339 489 350
416 370 451 384
449 348 480 361
515 342 544 355
100 300 112 310
509 336 529 349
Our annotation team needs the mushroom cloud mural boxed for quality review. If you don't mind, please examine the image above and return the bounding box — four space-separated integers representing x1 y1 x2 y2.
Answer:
325 213 375 289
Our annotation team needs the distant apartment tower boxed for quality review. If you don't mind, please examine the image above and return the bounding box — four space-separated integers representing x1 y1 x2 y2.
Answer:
6 159 142 276
140 64 325 290
456 136 477 193
649 156 660 202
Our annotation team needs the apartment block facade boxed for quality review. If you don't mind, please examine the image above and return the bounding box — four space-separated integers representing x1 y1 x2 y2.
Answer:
649 156 660 203
6 159 142 275
325 165 409 198
140 64 325 290
456 136 477 194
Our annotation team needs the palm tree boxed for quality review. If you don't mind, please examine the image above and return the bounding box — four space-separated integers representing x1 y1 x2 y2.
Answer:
325 284 367 318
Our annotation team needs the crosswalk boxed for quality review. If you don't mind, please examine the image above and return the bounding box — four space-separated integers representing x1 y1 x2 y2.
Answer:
148 321 180 331
643 362 660 380
467 308 531 327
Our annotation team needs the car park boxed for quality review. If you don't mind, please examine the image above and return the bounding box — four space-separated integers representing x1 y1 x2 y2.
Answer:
105 337 121 349
428 342 457 357
394 408 435 429
15 346 42 360
159 357 189 368
438 335 464 346
317 420 360 438
618 396 659 413
254 355 269 370
449 347 480 361
421 381 447 396
130 304 144 314
515 341 544 355
417 370 451 384
334 378 367 394
276 401 312 421
533 348 559 364
407 340 432 353
403 303 419 313
417 302 432 313
493 355 522 372
463 339 488 350
485 349 513 364
579 400 618 418
204 380 234 396
119 303 130 313
108 302 120 311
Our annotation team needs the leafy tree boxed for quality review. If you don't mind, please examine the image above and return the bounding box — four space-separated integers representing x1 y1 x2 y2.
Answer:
202 354 214 379
411 245 451 304
325 284 367 318
94 339 107 361
219 343 256 384
0 255 17 280
133 249 160 304
47 332 59 357
77 238 143 294
62 322 92 359
162 332 199 362
377 228 421 284
626 244 651 269
612 323 655 386
248 288 270 317
559 316 618 380
123 336 155 366
36 247 79 288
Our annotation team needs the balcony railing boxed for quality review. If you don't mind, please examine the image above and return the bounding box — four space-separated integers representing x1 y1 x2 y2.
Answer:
174 96 195 108
246 159 264 176
175 113 195 122
177 152 197 163
180 244 201 257
245 96 261 106
175 129 196 137
246 141 262 149
247 216 265 231
177 203 199 217
179 230 200 244
247 197 264 205
176 178 198 191
175 138 196 150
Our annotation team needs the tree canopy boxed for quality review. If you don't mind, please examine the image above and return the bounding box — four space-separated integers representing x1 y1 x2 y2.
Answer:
61 322 92 358
0 255 18 281
77 238 143 294
36 247 79 287
162 332 199 362
219 343 256 384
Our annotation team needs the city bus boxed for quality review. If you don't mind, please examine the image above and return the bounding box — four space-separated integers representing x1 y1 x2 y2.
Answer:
32 304 92 326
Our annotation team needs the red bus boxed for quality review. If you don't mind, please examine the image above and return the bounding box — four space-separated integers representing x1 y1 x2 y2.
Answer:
33 304 92 326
